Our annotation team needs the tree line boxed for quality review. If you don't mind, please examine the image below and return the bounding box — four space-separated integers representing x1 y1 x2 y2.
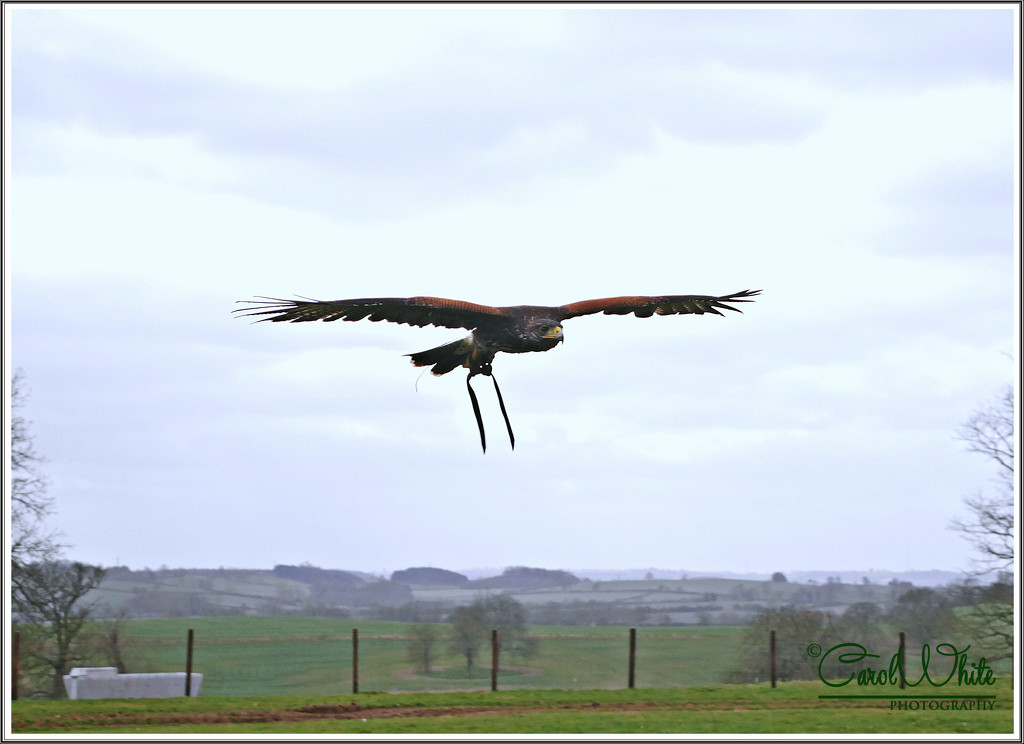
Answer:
407 595 538 677
726 580 1013 684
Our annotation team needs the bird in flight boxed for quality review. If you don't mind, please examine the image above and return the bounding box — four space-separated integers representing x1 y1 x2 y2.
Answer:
235 289 761 452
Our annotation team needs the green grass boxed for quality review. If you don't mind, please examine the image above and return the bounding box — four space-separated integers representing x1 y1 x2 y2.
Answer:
11 680 1015 735
108 617 745 696
15 616 1013 734
420 666 524 680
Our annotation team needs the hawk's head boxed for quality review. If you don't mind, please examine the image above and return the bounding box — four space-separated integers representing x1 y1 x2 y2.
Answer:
528 319 564 351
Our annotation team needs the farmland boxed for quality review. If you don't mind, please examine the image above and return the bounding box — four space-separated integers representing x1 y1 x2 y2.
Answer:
84 617 748 696
86 565 913 626
11 681 1015 735
11 616 1014 735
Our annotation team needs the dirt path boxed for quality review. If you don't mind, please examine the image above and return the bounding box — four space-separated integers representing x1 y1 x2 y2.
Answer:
13 701 589 730
14 698 874 731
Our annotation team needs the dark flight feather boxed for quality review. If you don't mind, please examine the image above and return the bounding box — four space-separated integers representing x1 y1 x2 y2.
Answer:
235 288 761 452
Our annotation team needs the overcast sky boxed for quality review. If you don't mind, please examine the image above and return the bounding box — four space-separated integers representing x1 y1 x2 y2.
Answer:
7 5 1017 579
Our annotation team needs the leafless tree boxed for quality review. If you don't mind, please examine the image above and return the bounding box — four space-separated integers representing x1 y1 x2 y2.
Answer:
447 596 536 676
11 371 110 697
12 561 107 698
950 386 1014 575
11 370 63 566
949 386 1014 666
479 594 537 660
449 604 487 676
406 622 440 674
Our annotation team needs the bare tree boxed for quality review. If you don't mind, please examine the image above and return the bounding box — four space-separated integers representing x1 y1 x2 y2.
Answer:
11 371 110 697
949 386 1014 666
12 561 107 698
406 623 440 675
480 595 537 660
950 386 1014 575
726 607 834 683
449 604 487 676
11 370 63 566
447 596 536 677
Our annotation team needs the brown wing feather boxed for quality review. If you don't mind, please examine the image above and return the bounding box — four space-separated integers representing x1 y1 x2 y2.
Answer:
234 296 506 330
557 289 761 320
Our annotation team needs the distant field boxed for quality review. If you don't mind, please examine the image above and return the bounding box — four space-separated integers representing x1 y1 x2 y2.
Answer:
12 681 1015 735
109 617 746 696
87 569 905 625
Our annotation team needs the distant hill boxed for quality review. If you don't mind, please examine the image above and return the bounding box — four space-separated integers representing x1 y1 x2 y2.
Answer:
468 567 580 591
390 567 469 586
272 564 365 586
555 568 967 587
84 563 971 625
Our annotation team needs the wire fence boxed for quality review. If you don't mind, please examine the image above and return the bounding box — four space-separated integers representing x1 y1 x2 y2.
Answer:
15 625 757 699
13 624 945 700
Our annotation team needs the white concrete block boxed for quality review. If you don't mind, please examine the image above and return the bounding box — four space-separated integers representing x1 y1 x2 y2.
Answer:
63 668 202 699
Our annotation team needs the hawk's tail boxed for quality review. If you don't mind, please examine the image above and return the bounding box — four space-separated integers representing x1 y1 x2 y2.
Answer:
407 337 474 376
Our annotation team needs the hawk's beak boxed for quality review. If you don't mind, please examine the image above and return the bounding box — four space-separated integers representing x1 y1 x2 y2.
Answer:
545 325 564 344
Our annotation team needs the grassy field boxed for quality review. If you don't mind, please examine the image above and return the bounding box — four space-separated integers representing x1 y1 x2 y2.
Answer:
12 616 1014 735
107 617 745 696
11 680 1015 735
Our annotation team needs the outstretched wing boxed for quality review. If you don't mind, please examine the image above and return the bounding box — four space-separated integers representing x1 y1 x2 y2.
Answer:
557 289 761 320
234 296 507 331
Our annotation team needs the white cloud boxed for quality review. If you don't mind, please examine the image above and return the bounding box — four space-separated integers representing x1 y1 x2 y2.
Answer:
8 5 1015 574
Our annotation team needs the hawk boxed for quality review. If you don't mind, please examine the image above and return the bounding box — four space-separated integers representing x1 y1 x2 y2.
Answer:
235 289 761 452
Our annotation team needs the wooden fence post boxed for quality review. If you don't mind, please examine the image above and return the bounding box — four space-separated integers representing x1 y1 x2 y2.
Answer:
185 628 194 697
12 630 20 701
491 629 498 692
628 628 636 689
898 631 906 690
770 629 777 688
352 628 359 694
